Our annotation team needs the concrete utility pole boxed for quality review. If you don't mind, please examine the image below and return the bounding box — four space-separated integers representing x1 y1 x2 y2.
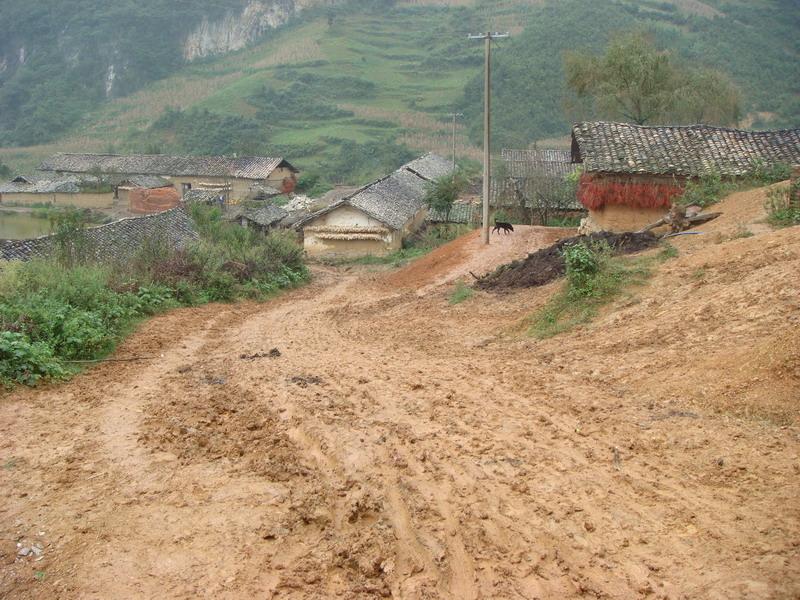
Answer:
446 112 463 178
468 32 509 245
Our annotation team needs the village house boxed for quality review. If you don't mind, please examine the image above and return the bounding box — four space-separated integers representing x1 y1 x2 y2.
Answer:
571 121 800 232
0 175 115 208
299 153 453 258
494 148 581 223
38 153 300 201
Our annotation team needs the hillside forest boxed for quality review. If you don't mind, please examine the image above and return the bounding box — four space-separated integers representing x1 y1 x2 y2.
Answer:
0 0 797 187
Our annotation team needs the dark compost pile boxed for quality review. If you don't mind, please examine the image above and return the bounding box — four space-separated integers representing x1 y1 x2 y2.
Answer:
476 231 659 291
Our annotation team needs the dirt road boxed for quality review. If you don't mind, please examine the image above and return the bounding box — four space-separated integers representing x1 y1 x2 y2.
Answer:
1 209 799 598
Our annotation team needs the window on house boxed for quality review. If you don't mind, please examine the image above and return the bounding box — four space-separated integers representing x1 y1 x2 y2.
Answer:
182 183 192 193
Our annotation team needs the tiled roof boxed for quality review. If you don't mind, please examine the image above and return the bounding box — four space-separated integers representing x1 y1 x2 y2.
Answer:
403 153 456 182
298 153 455 230
240 205 288 227
347 169 430 230
0 176 82 194
427 202 475 224
183 189 223 203
501 149 575 178
39 153 297 180
118 175 172 189
571 122 800 177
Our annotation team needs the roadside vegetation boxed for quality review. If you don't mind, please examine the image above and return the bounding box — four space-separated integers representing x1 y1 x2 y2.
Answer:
679 162 792 208
0 205 307 387
449 281 473 305
529 240 676 339
765 181 800 228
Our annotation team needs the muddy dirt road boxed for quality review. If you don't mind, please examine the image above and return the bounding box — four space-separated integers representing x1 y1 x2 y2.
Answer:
1 214 799 598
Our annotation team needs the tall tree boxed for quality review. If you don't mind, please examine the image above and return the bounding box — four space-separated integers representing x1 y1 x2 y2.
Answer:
565 32 740 126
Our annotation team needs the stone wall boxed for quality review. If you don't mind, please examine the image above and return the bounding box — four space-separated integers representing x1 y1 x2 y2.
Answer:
1 205 197 262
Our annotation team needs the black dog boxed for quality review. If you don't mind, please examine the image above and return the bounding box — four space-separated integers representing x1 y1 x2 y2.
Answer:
492 221 514 234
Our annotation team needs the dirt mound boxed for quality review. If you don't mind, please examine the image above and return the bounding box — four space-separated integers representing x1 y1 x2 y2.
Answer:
384 229 478 288
476 230 659 290
385 225 574 291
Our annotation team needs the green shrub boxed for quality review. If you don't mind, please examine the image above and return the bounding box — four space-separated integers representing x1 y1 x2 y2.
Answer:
679 171 735 208
0 331 66 386
0 205 308 387
530 241 669 338
563 241 602 298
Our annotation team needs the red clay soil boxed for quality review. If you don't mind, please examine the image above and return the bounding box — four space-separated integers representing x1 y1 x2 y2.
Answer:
385 225 574 291
1 184 798 599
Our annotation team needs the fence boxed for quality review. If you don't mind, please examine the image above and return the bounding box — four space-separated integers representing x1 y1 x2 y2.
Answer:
0 205 197 262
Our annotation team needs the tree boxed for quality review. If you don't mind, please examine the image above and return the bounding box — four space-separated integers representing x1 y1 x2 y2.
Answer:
565 32 740 126
424 172 469 222
0 160 11 179
672 68 741 125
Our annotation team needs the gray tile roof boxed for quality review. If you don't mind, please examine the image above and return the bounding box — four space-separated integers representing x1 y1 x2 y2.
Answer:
0 176 82 194
427 202 475 224
571 121 800 177
502 149 575 178
297 153 454 231
346 168 430 230
403 152 456 181
39 153 297 180
183 189 224 203
239 205 288 227
118 175 172 189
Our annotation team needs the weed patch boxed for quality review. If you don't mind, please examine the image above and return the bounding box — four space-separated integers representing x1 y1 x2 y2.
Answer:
0 206 307 387
528 240 672 339
765 183 800 228
449 281 473 305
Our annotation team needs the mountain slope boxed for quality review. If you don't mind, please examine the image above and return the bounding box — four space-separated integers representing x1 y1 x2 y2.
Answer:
0 0 797 185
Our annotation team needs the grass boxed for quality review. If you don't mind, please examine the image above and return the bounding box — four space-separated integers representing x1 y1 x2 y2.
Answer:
0 206 308 387
326 246 430 268
764 183 800 228
529 241 677 339
449 281 474 305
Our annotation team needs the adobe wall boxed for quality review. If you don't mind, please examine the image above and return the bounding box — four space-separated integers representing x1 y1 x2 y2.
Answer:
586 204 668 233
0 192 114 208
0 205 197 262
303 205 399 257
161 170 297 200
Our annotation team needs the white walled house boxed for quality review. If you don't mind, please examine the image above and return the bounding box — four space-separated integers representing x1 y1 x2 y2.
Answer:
299 153 454 258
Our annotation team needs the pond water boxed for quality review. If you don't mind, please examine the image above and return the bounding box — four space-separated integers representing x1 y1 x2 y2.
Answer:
0 212 52 240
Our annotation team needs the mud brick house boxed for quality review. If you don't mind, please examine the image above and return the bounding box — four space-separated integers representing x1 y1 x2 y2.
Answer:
299 153 453 258
0 175 114 208
571 122 800 232
39 153 300 201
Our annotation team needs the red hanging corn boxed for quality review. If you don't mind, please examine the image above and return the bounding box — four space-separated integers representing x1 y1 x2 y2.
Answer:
578 174 684 210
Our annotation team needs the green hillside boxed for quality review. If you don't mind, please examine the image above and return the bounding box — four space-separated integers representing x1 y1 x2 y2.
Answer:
0 0 797 187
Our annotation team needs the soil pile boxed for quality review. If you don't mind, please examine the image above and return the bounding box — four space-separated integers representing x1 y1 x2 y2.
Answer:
476 230 659 290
